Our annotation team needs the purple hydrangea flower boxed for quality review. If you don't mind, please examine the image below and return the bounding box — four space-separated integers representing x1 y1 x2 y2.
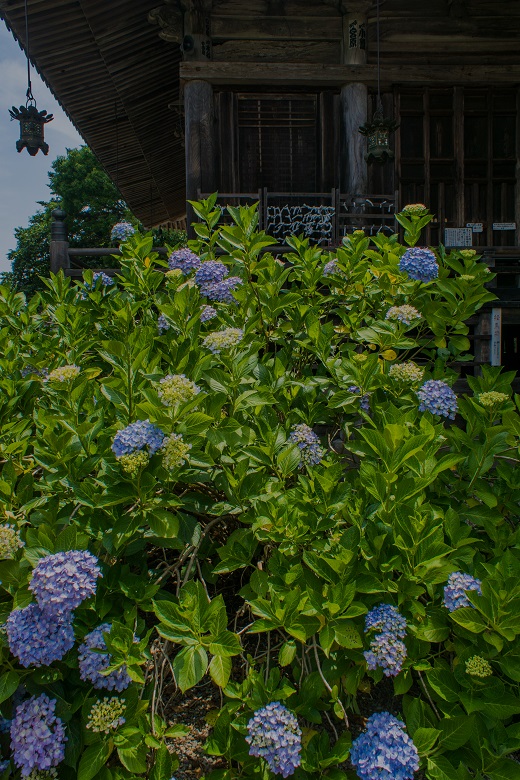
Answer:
81 272 115 299
111 420 165 458
417 380 457 420
399 247 439 282
202 276 243 304
29 551 101 616
110 221 135 243
200 305 217 322
365 604 407 638
350 712 419 780
246 702 302 778
289 424 325 468
443 572 482 612
11 694 67 777
348 385 371 412
195 261 228 287
323 259 339 276
158 314 170 334
364 604 408 677
168 248 201 274
7 604 75 667
78 623 133 692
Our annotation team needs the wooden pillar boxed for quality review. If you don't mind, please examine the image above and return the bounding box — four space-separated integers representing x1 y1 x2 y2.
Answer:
340 2 371 198
49 208 70 274
184 79 216 235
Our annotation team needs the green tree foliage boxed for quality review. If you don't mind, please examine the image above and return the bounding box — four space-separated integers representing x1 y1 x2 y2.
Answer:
0 200 517 780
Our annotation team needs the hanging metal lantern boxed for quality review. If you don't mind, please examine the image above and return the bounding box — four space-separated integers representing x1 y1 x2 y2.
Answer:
8 103 53 156
359 105 398 164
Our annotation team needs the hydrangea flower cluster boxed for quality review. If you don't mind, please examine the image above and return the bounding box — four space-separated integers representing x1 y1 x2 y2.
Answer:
88 272 114 289
162 434 191 471
110 221 135 242
364 604 407 677
29 550 101 616
21 366 48 379
399 247 439 282
86 698 126 733
417 379 458 420
465 656 493 678
478 391 509 408
246 702 302 778
111 420 165 458
46 365 80 383
78 624 132 691
350 712 419 780
119 450 149 476
289 424 325 468
200 305 217 322
157 374 200 407
10 694 67 777
323 259 339 276
460 274 475 281
158 314 170 334
6 604 75 667
389 362 423 385
401 203 428 215
385 305 421 325
0 523 24 559
443 571 482 612
203 328 244 354
347 386 371 412
168 248 201 274
195 261 243 303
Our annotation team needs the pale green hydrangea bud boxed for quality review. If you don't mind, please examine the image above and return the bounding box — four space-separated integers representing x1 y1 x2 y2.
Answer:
465 656 492 678
203 328 244 354
389 362 424 385
401 203 428 215
47 365 80 383
87 697 126 734
157 374 200 407
26 770 58 780
162 434 191 471
460 249 477 257
0 523 24 559
460 274 475 281
478 391 509 408
119 451 149 475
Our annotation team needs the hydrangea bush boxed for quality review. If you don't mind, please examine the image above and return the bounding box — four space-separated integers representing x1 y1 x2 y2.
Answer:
0 194 518 780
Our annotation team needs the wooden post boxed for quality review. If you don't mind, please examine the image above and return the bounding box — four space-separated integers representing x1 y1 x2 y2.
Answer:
340 1 371 198
49 208 70 274
184 79 216 236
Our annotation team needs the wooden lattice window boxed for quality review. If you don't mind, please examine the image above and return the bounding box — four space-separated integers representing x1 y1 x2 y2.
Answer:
397 87 517 246
237 94 318 193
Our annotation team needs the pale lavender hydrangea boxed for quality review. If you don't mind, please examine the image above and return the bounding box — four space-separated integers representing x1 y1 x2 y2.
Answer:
111 420 165 458
78 624 132 691
289 424 325 468
203 277 243 304
443 572 482 612
29 550 101 616
110 222 135 243
417 380 457 420
158 314 170 334
399 247 439 282
11 694 67 777
195 261 228 287
350 712 419 780
168 248 201 274
323 259 339 276
385 305 421 325
200 305 217 322
7 604 75 667
364 604 408 677
246 702 302 778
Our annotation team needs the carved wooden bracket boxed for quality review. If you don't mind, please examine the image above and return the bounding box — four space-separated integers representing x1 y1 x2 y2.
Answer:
149 0 214 58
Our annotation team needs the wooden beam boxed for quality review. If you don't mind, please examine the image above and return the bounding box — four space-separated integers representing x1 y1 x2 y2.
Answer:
180 61 520 86
211 15 342 40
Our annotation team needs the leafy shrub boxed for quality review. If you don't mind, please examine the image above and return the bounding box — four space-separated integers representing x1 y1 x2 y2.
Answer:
0 194 518 780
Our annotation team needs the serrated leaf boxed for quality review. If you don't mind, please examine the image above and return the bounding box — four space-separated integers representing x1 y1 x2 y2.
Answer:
209 654 232 688
77 741 113 780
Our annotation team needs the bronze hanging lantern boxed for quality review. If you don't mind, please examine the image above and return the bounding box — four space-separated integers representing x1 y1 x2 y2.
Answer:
8 0 53 156
359 103 398 164
358 0 397 164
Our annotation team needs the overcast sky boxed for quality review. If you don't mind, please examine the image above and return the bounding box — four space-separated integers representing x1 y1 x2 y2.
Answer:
0 23 82 273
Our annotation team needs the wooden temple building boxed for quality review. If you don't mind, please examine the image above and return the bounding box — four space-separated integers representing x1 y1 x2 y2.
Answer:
1 0 520 369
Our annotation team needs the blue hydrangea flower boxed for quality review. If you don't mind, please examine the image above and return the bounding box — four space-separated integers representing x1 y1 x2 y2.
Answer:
289 424 325 468
323 259 339 276
110 221 135 243
365 605 407 639
29 551 102 616
348 386 371 412
158 314 170 334
111 420 165 458
399 247 439 282
443 572 482 612
200 305 217 322
81 272 114 299
417 380 457 419
202 276 243 304
7 604 75 667
78 624 132 691
350 712 419 780
168 248 201 274
11 694 67 777
246 702 302 778
195 261 228 287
